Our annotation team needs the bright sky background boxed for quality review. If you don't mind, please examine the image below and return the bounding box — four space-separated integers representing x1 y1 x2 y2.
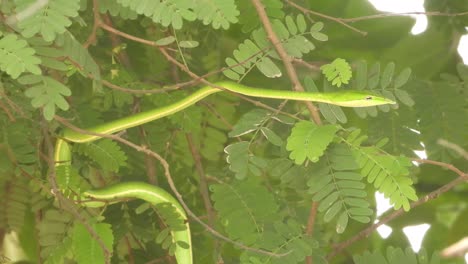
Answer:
368 0 468 64
367 1 468 263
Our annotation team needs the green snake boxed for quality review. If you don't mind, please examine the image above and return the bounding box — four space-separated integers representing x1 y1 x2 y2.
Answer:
53 81 395 264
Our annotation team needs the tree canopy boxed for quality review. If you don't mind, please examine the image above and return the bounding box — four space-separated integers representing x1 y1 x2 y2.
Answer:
0 0 467 264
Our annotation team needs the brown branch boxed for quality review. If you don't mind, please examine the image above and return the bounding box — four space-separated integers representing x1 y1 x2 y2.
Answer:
305 202 319 264
341 11 468 23
141 130 158 185
286 0 468 34
292 58 322 71
102 14 132 68
0 100 15 121
327 160 468 260
185 134 215 226
185 133 221 259
83 0 101 48
199 102 235 130
124 235 135 264
251 0 322 125
251 4 323 264
131 99 158 185
437 139 468 160
55 116 289 258
0 91 27 118
413 158 468 180
101 79 187 94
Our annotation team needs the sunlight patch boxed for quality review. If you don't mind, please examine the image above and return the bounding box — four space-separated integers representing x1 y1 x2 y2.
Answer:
367 0 427 35
403 224 431 252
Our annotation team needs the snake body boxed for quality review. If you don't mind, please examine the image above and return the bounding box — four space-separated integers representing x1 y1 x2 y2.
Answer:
63 81 394 143
53 81 396 264
82 182 191 262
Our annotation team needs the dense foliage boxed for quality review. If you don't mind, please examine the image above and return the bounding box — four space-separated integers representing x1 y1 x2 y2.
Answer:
0 0 467 264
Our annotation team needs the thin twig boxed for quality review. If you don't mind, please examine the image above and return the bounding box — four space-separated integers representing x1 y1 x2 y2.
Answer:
437 139 468 160
131 97 158 185
292 58 322 71
124 236 135 264
102 14 132 68
55 116 289 258
305 202 318 264
185 133 221 260
286 0 468 34
341 11 468 23
185 133 215 226
413 158 468 180
5 0 48 25
285 0 367 36
0 100 15 121
101 79 187 94
84 0 101 48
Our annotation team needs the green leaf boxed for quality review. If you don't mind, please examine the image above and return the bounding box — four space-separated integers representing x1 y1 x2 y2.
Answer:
286 121 339 164
308 144 371 233
117 0 196 29
193 0 239 29
16 0 80 41
260 127 283 146
394 68 412 88
304 76 347 124
347 131 417 211
311 31 328 42
296 14 307 33
224 142 265 179
381 62 395 89
368 62 380 89
22 75 71 120
211 179 278 244
310 22 324 32
156 228 170 244
72 222 114 264
179 40 199 48
99 0 138 19
0 34 41 78
226 14 318 79
155 36 176 46
320 58 352 87
62 32 101 91
285 16 297 35
336 212 349 233
354 247 441 264
229 109 270 137
318 103 347 124
225 57 245 74
394 89 414 106
75 139 127 172
355 60 368 90
256 57 282 78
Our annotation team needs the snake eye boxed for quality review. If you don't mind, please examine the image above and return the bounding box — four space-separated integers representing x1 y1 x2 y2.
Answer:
365 96 373 100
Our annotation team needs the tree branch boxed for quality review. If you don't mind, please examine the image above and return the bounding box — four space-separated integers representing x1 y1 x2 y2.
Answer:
251 0 322 125
285 0 366 36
